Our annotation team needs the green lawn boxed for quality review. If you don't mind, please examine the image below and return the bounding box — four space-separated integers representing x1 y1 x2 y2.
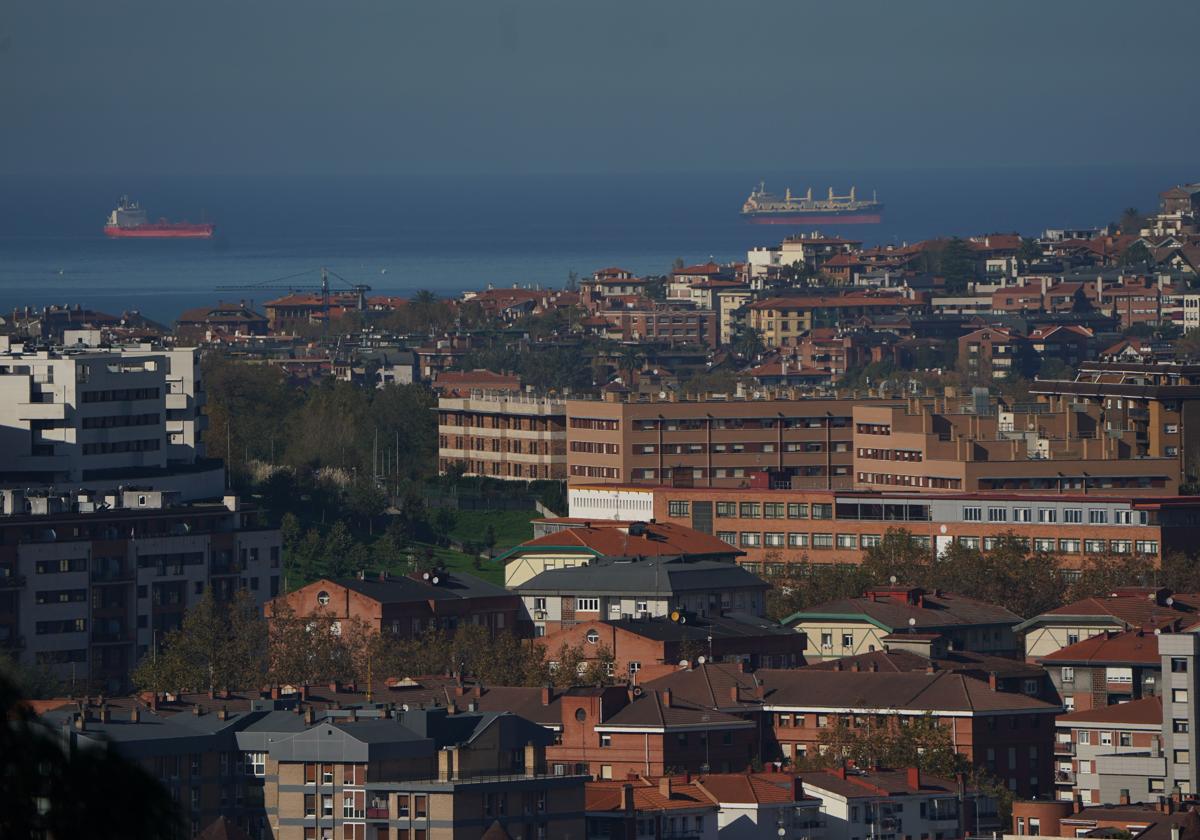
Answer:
410 542 506 587
445 509 539 552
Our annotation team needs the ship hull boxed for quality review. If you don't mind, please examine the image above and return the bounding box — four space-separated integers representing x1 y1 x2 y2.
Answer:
743 209 883 225
104 224 214 239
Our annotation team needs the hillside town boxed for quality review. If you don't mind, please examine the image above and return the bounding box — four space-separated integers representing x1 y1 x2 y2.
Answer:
9 182 1200 840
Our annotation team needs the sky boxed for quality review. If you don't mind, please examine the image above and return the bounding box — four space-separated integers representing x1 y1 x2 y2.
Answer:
3 0 1198 176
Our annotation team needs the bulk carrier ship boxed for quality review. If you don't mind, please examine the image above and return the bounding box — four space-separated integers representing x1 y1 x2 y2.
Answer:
103 196 214 239
741 182 883 225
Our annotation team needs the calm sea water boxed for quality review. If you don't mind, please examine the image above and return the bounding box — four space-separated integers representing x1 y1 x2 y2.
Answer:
0 166 1191 324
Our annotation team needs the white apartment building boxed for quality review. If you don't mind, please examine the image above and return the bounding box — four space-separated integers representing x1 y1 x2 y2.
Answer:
0 488 280 693
0 340 211 495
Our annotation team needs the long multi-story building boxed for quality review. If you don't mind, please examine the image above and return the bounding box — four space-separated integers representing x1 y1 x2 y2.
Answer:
566 484 1200 571
44 695 584 840
851 398 1182 495
564 392 895 488
0 488 280 692
0 339 216 498
436 390 566 481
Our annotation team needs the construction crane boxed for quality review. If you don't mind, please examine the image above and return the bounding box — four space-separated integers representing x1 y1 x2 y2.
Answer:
215 267 372 333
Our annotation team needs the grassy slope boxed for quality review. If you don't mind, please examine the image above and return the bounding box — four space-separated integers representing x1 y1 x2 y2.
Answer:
412 508 539 588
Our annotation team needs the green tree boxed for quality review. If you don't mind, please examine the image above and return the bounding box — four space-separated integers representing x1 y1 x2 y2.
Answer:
937 238 977 295
1119 207 1144 234
1120 240 1154 268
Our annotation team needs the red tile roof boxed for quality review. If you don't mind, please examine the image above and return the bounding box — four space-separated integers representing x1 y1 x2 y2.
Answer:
587 777 716 812
1056 695 1162 726
1038 629 1161 666
506 521 743 561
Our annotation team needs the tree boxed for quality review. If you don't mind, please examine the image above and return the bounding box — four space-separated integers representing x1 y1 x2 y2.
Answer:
1120 240 1154 268
132 590 267 695
937 238 977 295
1119 207 1144 234
0 672 182 838
1018 237 1042 268
732 326 765 360
483 524 498 558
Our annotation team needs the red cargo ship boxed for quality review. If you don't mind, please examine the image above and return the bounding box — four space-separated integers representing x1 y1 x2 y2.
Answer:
103 196 214 239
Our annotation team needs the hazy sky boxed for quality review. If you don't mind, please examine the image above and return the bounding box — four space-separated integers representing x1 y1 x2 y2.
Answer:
3 0 1198 176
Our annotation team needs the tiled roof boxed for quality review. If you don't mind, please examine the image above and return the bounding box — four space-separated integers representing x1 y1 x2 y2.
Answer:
516 557 765 597
1038 629 1161 666
805 649 1044 680
587 777 716 812
642 663 764 710
756 670 1059 714
1056 695 1162 726
695 771 800 804
502 521 743 563
334 572 512 604
1018 589 1200 633
601 689 751 730
801 768 960 798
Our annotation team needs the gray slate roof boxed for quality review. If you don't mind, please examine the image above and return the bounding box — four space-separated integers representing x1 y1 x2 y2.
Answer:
516 557 769 597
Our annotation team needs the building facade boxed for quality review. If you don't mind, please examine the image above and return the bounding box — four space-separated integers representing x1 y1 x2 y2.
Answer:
436 391 566 481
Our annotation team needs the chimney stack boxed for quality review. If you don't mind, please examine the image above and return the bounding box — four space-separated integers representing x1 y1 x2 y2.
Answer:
304 706 316 725
907 767 921 790
130 707 140 723
622 783 635 812
659 776 673 798
98 704 111 724
662 690 671 708
218 706 229 722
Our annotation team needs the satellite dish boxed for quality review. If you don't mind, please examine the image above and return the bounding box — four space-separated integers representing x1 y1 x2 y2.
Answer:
1155 628 1162 636
679 660 690 668
890 575 898 584
678 614 687 624
422 571 431 580
401 704 410 711
632 686 643 697
908 617 917 627
1167 597 1176 606
697 656 706 665
430 576 440 585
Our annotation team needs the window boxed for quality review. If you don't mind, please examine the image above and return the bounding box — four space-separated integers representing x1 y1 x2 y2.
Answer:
836 534 858 550
812 533 833 549
716 502 737 518
1111 540 1132 554
1100 732 1113 746
1176 750 1190 765
1078 731 1091 745
821 632 833 649
963 506 982 522
1175 719 1190 733
1064 508 1083 524
764 532 785 547
1174 689 1189 704
812 504 833 520
1136 540 1159 555
717 531 736 546
764 503 785 519
585 630 600 645
627 661 640 675
788 503 809 519
1062 667 1074 682
1014 508 1032 523
1038 508 1058 524
575 598 600 612
788 533 809 548
599 733 612 748
1173 658 1189 673
316 590 330 606
1088 509 1108 525
246 752 266 777
1151 779 1166 793
842 633 854 648
987 507 1007 522
668 501 689 517
739 503 761 519
1084 539 1106 554
958 536 980 549
1059 539 1081 554
1120 732 1133 747
861 534 882 548
740 532 761 548
1033 538 1056 552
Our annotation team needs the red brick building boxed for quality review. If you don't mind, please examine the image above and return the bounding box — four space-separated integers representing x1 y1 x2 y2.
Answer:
265 572 522 638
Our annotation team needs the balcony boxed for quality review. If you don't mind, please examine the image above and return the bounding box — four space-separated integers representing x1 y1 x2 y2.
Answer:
1055 770 1075 785
0 574 27 589
1 635 25 651
365 807 389 820
1054 741 1076 755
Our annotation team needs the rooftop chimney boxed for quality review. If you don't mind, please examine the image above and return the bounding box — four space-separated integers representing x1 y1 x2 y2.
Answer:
304 706 316 725
661 690 671 708
622 783 635 812
217 706 229 722
130 707 140 723
659 776 673 798
907 767 921 790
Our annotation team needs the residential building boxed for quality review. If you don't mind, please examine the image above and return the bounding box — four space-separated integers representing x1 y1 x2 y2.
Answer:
262 292 363 332
959 326 1035 380
783 586 1022 661
0 340 214 495
43 696 583 840
266 573 521 639
175 302 269 342
429 369 521 396
594 302 719 349
717 288 754 346
695 772 825 840
501 520 743 587
0 488 280 692
1015 589 1200 660
801 767 1002 840
512 555 770 637
586 777 718 840
1038 630 1162 712
805 648 1053 701
1052 696 1164 804
564 393 889 488
536 613 805 675
570 484 1200 572
436 391 567 481
1010 800 1200 840
852 399 1183 496
746 293 924 348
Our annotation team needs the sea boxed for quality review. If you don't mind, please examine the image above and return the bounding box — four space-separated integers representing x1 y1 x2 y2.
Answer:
0 165 1193 325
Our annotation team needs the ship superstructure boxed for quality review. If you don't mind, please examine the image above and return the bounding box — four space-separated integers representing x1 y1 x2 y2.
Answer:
741 182 883 225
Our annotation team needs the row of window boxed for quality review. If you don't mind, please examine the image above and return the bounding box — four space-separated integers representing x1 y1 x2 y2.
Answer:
81 387 161 403
81 438 162 456
80 412 161 429
718 531 889 550
963 505 1146 526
